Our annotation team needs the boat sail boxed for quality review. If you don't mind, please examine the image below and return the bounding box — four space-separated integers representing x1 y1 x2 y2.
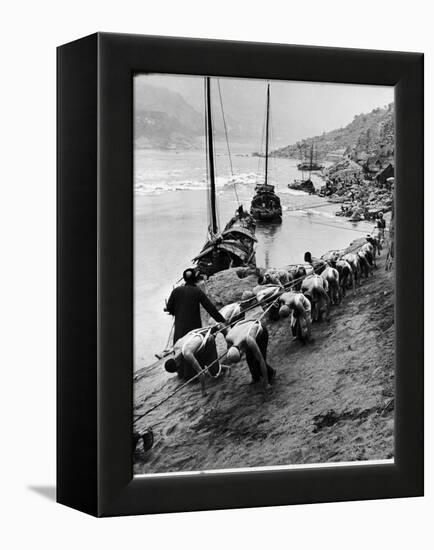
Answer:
193 77 257 278
250 83 282 222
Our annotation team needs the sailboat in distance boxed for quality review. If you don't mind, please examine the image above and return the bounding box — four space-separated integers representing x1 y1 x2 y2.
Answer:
250 83 282 223
289 141 316 194
193 77 257 278
297 141 323 171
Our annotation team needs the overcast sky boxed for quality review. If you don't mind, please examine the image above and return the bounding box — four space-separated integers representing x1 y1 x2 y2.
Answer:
135 73 394 147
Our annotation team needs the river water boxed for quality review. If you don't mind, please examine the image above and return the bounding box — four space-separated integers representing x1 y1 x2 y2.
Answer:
134 146 373 368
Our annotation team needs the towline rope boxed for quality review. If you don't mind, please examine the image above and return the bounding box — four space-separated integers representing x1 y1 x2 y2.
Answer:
300 217 390 234
139 269 320 376
134 296 281 422
135 237 383 422
137 236 380 378
286 200 333 212
134 349 229 422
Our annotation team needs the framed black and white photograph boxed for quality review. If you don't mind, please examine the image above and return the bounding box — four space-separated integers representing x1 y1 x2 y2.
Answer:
133 73 396 475
57 32 423 516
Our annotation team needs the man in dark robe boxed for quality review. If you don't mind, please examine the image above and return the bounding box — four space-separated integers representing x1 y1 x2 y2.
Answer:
165 268 225 343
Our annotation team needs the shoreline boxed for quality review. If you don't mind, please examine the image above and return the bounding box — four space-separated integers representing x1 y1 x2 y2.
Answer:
134 236 394 474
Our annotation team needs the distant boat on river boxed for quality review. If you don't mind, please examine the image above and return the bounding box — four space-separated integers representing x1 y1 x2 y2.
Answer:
289 141 320 193
297 142 323 172
250 84 282 223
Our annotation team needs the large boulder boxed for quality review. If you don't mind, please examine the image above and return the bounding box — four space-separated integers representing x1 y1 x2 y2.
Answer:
203 268 258 310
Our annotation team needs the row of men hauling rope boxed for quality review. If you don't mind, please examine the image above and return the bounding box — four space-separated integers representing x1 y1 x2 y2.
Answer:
158 230 383 400
132 230 385 452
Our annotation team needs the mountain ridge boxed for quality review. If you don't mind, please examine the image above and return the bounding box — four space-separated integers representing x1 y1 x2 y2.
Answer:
271 103 395 165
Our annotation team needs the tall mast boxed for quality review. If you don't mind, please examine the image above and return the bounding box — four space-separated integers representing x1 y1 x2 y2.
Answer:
206 77 218 234
264 83 270 186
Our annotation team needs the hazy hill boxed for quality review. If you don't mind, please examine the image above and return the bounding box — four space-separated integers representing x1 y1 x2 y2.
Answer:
271 103 395 164
133 79 266 149
134 83 204 149
133 76 394 153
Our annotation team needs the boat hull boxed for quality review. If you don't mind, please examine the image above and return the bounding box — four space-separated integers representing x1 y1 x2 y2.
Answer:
194 211 257 277
196 247 256 277
288 178 315 194
297 162 323 171
250 183 282 224
251 208 282 222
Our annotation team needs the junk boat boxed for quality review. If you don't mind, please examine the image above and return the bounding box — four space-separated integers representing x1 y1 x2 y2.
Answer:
193 78 257 277
289 142 317 193
250 84 282 223
296 141 323 171
288 178 315 194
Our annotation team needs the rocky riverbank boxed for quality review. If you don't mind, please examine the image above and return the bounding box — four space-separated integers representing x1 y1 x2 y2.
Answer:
314 157 394 222
270 101 395 222
133 240 394 474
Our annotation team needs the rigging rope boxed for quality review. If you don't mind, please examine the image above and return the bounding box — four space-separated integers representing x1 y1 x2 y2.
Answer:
217 79 240 206
257 99 267 177
268 100 275 176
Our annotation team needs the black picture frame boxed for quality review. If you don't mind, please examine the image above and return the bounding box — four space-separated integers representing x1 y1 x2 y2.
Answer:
57 32 424 517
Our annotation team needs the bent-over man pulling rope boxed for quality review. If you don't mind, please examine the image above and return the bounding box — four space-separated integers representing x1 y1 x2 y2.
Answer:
225 318 276 391
164 324 227 397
